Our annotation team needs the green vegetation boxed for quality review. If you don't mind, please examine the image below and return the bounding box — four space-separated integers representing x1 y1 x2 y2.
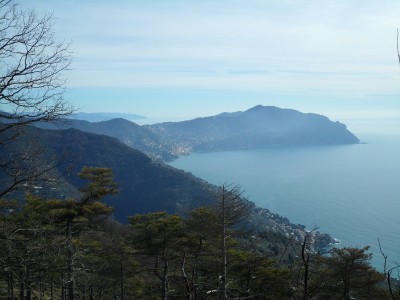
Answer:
0 1 397 299
0 167 395 299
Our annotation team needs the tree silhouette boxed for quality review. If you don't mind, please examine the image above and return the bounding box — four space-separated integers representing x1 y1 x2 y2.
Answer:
0 0 74 198
213 184 251 300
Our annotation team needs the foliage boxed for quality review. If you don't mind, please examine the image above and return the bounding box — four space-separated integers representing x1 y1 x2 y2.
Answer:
0 167 391 299
322 246 387 299
0 199 391 299
78 166 118 202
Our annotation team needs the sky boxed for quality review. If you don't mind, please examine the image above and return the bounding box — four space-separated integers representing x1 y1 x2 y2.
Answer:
21 0 400 134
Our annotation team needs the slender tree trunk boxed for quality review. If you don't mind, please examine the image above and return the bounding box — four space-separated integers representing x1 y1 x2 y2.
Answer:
66 221 74 300
26 289 32 300
190 262 197 300
39 281 45 300
301 236 309 300
245 267 252 298
162 248 169 300
89 286 94 300
8 272 14 300
387 269 399 300
189 239 203 300
344 275 351 300
120 249 124 300
61 276 64 300
219 186 227 300
25 268 32 300
19 271 24 300
181 252 192 300
25 285 31 300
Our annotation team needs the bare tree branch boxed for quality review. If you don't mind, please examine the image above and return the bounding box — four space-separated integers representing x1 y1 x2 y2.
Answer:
378 238 399 300
0 132 65 198
0 0 75 198
0 0 74 134
397 28 400 64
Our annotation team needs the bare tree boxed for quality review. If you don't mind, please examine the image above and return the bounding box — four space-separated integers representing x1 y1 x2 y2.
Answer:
299 228 321 300
379 239 400 300
0 0 73 132
0 0 74 198
397 28 400 64
214 184 251 300
0 136 59 198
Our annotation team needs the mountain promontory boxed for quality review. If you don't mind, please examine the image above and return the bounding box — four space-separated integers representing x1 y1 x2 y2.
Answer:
147 105 359 155
35 105 359 162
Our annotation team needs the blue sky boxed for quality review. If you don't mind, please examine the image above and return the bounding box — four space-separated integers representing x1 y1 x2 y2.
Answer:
22 0 400 133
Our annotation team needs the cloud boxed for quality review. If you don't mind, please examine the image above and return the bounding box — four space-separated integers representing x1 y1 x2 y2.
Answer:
21 0 400 123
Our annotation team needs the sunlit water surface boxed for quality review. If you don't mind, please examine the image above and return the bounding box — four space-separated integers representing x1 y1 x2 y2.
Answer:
170 133 400 270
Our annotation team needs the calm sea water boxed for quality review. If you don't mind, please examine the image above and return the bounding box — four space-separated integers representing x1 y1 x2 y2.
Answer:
170 133 400 270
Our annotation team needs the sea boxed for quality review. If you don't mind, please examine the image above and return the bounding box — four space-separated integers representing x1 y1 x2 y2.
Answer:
169 131 400 271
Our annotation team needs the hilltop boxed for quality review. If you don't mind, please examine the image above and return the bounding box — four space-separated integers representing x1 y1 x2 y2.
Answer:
35 105 359 162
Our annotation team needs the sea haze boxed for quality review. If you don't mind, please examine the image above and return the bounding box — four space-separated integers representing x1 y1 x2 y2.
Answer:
170 133 400 270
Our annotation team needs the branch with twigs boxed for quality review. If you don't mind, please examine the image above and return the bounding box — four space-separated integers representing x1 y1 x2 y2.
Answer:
378 238 400 300
397 28 400 64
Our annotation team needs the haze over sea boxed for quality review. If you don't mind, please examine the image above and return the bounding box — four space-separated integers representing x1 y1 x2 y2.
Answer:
170 124 400 271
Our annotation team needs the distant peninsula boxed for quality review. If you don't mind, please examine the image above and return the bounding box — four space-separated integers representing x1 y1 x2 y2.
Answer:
36 105 359 162
147 105 359 156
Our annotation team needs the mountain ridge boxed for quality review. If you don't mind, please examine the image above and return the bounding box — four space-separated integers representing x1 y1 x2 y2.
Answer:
147 105 359 154
33 105 359 161
0 124 334 249
70 112 146 122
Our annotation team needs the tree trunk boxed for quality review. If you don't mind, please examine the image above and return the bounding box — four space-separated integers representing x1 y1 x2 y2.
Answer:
181 252 192 300
19 271 24 300
162 249 169 300
7 272 14 300
66 221 74 300
219 186 227 300
61 276 65 300
190 263 197 300
89 286 94 300
120 249 124 300
302 235 310 300
25 267 32 300
39 281 45 300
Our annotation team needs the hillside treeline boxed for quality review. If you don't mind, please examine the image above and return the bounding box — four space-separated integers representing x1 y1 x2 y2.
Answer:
0 169 395 300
